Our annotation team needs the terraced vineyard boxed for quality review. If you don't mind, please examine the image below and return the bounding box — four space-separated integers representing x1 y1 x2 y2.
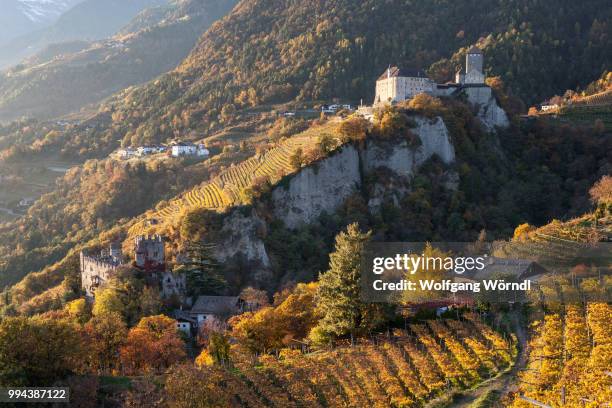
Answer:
201 318 513 407
128 134 320 236
557 104 612 129
574 90 612 106
510 301 612 407
494 214 611 276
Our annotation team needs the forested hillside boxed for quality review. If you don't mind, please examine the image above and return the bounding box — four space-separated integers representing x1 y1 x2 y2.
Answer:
0 0 238 121
1 0 610 161
1 98 610 316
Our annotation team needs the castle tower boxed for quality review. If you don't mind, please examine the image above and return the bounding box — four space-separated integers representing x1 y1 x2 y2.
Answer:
463 46 485 85
466 46 483 74
109 241 122 264
134 235 165 270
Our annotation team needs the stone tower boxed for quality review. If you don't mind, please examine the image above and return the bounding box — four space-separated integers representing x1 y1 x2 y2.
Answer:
462 45 485 85
109 241 122 264
134 235 165 270
466 46 483 75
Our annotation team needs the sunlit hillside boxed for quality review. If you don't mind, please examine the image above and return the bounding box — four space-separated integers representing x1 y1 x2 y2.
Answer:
182 315 514 408
509 301 611 407
128 121 338 237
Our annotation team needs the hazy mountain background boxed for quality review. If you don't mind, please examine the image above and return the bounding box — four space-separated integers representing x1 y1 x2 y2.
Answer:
0 0 84 45
0 0 170 69
0 0 238 121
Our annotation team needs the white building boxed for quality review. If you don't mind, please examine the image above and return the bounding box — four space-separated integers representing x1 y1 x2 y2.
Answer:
117 147 136 159
373 46 487 107
171 142 210 158
173 310 197 336
540 104 559 112
374 67 435 105
137 146 156 156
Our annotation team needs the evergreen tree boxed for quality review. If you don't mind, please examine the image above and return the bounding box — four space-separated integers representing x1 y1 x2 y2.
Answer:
174 241 226 297
314 223 384 343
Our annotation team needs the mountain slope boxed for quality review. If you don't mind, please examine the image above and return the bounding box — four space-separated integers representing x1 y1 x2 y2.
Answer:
0 0 238 121
10 0 610 160
0 0 168 69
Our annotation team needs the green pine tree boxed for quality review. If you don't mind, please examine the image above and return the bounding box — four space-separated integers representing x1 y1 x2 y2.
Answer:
175 241 226 297
314 223 384 343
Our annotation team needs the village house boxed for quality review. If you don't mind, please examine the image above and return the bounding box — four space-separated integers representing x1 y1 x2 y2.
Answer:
173 309 198 336
188 295 245 327
470 257 549 281
170 142 210 158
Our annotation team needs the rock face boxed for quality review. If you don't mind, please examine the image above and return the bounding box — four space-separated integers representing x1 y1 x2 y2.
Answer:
362 117 456 214
215 209 270 268
272 146 362 229
274 116 455 228
463 86 510 131
218 114 457 281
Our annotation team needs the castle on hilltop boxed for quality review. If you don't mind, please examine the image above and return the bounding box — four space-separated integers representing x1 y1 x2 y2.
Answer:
374 46 486 105
80 235 185 298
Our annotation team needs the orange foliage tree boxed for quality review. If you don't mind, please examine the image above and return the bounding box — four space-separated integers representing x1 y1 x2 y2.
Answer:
120 315 186 375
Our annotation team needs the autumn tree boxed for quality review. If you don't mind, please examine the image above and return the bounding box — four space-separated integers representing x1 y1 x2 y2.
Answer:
338 117 369 143
64 298 91 324
230 282 319 353
240 287 269 311
513 223 536 241
120 315 186 375
289 147 304 170
589 175 612 206
92 270 154 325
317 133 337 154
0 317 84 386
407 93 444 117
92 284 124 318
83 312 127 374
196 332 231 367
401 243 454 304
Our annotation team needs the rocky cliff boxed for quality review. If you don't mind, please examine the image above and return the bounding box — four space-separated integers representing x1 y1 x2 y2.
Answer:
272 146 362 229
463 87 510 131
216 115 457 282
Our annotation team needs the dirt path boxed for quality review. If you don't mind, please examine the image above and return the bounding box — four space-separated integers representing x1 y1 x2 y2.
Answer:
449 311 528 407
